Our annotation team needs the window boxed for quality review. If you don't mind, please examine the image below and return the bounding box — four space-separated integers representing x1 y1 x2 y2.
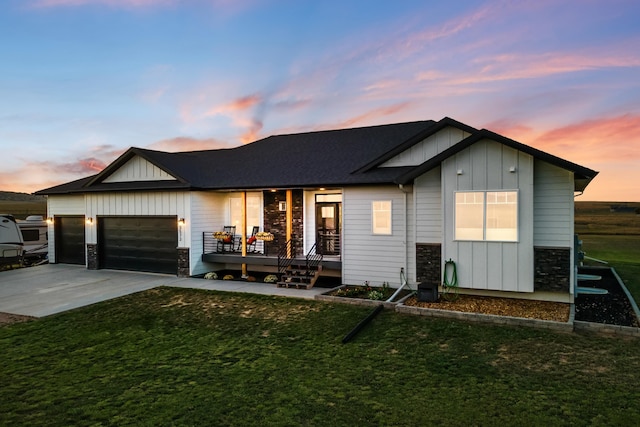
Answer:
230 195 261 235
455 191 518 242
372 200 392 235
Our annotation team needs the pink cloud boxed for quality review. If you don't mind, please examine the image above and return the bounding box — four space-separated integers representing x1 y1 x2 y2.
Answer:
147 136 230 152
532 114 640 164
211 94 263 115
336 102 414 129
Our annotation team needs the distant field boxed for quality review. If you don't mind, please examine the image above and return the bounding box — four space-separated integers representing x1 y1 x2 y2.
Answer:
0 201 46 219
575 201 640 235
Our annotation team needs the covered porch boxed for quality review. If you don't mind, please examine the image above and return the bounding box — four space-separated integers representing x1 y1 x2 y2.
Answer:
197 188 342 273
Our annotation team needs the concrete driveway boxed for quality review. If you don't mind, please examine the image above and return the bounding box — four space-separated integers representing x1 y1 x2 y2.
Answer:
0 264 326 317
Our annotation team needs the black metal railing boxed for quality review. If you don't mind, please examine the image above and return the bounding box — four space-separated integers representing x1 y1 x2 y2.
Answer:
277 240 323 275
317 233 340 256
277 238 296 274
306 242 323 270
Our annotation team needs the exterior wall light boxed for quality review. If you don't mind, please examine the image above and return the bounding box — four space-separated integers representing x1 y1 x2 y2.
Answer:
509 166 517 173
178 218 185 226
86 217 93 225
457 169 464 176
46 217 54 224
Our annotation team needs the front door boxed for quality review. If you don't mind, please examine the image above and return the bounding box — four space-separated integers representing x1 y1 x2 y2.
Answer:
316 202 341 255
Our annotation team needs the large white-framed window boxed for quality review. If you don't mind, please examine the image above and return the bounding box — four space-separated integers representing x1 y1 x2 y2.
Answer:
372 200 392 235
229 195 262 235
455 191 518 242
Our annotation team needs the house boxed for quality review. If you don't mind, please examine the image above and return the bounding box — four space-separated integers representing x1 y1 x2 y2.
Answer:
36 117 598 303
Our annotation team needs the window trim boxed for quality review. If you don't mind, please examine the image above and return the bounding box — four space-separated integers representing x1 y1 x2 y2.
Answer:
372 200 392 235
454 190 519 242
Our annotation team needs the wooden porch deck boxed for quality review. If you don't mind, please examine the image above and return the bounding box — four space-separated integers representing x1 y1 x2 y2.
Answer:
200 251 342 272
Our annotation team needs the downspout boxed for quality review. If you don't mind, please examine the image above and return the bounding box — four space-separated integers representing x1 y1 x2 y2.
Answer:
399 184 410 283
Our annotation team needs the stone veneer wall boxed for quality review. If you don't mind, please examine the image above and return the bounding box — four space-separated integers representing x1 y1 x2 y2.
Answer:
87 243 98 270
534 247 571 293
416 243 442 285
263 190 304 256
177 248 190 277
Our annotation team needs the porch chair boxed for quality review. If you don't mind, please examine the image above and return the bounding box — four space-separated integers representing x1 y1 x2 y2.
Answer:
246 226 260 253
217 225 236 253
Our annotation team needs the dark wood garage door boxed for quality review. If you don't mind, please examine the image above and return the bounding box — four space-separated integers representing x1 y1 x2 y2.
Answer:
55 216 86 265
98 216 178 274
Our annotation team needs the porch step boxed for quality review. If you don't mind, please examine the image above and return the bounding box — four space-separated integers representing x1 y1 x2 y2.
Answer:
276 263 322 290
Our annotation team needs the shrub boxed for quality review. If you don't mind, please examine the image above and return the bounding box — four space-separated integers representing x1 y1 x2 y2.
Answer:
264 274 278 283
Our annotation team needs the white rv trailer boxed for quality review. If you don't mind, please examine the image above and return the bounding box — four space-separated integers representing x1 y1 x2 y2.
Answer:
0 214 24 268
17 215 48 265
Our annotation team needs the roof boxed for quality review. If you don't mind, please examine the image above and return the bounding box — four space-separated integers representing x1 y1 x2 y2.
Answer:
36 117 598 195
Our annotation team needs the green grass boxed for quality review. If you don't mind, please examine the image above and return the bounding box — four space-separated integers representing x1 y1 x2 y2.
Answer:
580 235 640 303
2 288 640 426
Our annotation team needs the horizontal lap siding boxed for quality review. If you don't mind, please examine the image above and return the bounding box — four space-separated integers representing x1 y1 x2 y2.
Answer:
190 192 226 276
415 167 442 243
343 186 407 287
534 160 574 247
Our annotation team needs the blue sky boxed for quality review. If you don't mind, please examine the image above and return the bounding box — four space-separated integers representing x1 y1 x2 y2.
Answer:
1 0 639 201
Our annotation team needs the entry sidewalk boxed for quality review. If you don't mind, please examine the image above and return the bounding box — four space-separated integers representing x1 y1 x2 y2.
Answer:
0 264 326 318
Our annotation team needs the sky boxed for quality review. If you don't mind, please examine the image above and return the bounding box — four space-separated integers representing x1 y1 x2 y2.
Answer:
1 0 639 201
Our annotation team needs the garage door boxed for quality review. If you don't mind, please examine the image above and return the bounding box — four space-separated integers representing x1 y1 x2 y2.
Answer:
98 216 178 274
55 216 86 265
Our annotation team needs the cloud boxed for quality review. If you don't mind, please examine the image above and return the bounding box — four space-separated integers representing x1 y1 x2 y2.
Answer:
147 136 230 152
208 93 263 116
29 0 175 8
532 114 640 164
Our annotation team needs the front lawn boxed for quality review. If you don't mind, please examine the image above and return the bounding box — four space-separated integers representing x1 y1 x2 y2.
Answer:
1 287 639 426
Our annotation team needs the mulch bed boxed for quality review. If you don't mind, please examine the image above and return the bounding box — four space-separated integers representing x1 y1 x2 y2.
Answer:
575 266 639 327
403 295 571 322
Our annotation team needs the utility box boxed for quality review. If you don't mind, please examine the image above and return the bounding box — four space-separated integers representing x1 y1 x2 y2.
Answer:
417 282 439 302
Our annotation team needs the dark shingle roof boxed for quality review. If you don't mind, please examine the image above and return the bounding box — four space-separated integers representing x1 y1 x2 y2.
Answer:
36 117 598 195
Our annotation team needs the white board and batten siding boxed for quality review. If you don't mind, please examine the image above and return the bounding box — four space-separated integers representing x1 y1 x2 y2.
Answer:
85 191 190 247
103 156 177 183
381 126 471 167
442 139 535 293
342 186 410 287
47 195 86 263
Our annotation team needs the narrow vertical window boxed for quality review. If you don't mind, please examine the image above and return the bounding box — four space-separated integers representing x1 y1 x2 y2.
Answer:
486 191 518 241
372 201 392 235
455 192 484 240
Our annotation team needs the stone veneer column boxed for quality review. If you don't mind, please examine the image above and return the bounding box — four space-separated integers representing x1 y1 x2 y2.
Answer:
534 247 571 293
416 243 442 285
263 190 304 256
86 244 98 270
177 248 190 277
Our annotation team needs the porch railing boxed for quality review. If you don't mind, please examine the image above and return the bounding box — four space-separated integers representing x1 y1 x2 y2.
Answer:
277 239 297 274
306 242 323 271
277 240 323 275
317 232 340 256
